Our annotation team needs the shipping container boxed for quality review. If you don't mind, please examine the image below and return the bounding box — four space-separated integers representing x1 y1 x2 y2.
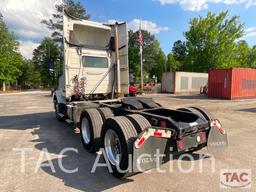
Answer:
161 72 175 93
208 68 256 99
161 72 208 93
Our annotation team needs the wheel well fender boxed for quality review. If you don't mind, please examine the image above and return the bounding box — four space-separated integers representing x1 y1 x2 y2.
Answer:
53 90 66 104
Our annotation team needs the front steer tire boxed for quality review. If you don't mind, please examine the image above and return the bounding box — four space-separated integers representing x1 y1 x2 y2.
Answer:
54 100 66 122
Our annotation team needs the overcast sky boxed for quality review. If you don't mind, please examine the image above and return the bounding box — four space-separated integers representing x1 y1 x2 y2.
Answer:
1 0 256 59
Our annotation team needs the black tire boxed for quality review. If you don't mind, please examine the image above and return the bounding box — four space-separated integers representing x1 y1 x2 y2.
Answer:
80 109 103 153
126 114 151 133
102 116 137 178
102 115 150 178
97 107 114 121
54 100 66 122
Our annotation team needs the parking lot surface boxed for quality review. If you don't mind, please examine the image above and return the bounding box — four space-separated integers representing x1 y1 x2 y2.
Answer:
0 91 255 192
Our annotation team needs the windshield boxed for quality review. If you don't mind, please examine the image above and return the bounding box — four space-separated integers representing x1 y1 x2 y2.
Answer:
82 56 108 68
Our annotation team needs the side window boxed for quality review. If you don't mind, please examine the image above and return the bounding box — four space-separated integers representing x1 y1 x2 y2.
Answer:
82 56 108 68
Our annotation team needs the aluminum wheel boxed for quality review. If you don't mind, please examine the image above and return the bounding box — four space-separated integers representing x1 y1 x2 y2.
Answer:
81 118 91 144
104 129 122 166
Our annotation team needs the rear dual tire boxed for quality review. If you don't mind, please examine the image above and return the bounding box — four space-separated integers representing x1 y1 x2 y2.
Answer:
80 107 114 153
80 109 103 153
102 114 150 178
80 109 152 178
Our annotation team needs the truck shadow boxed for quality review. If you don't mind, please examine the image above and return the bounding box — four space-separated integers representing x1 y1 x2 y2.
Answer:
170 94 209 100
237 107 256 113
39 150 133 192
0 112 132 191
174 152 211 161
0 112 211 191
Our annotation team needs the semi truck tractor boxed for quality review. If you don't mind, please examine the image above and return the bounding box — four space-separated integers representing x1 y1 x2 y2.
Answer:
53 12 228 178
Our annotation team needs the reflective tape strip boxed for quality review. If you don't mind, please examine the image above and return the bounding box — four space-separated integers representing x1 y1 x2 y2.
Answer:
149 128 172 138
210 119 222 128
210 119 226 135
134 128 172 149
137 137 146 147
153 131 162 137
190 122 198 127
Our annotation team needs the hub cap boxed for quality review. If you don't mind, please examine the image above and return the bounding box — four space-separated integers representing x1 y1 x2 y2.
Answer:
81 118 91 144
104 129 122 166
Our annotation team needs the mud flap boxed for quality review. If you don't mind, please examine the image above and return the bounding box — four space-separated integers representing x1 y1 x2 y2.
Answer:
133 137 168 173
207 122 228 155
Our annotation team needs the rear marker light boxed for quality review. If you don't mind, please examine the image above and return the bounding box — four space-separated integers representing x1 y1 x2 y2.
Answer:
177 139 184 150
200 132 206 141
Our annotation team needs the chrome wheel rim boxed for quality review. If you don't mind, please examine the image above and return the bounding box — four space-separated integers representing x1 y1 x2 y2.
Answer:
104 129 122 166
81 118 91 144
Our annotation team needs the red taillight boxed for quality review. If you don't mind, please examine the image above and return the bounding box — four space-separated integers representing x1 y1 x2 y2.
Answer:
200 132 206 141
177 139 184 150
160 121 166 128
153 131 162 137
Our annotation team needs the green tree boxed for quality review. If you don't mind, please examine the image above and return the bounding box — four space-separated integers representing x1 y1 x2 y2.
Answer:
0 12 3 21
184 11 243 72
32 38 61 87
247 45 256 68
42 0 90 43
18 59 42 89
235 40 250 67
0 18 23 91
154 50 166 79
128 30 140 82
166 53 180 72
172 40 187 63
128 30 165 82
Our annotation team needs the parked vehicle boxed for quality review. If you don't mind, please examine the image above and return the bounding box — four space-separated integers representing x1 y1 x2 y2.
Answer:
200 83 208 94
129 83 137 96
53 12 228 178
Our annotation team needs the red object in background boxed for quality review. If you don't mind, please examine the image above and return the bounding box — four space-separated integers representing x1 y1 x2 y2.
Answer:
148 82 156 87
208 68 256 99
129 85 137 93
